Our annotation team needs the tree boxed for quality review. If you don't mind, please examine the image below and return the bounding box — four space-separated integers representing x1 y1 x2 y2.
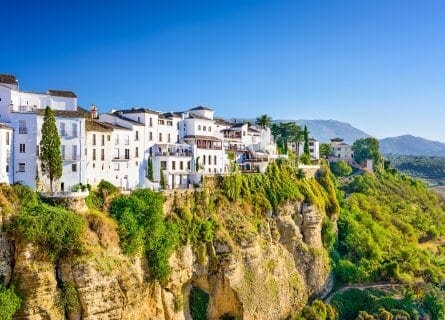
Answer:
255 114 272 128
40 106 62 192
146 157 154 181
159 168 166 190
271 122 303 154
320 143 332 158
303 125 310 156
352 137 382 166
331 160 353 177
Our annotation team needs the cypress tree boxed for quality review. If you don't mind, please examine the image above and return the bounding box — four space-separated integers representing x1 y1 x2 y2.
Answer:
303 125 310 156
159 168 166 190
147 157 154 181
40 106 62 192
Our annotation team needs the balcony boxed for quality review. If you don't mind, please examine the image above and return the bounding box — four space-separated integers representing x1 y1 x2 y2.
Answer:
153 144 193 158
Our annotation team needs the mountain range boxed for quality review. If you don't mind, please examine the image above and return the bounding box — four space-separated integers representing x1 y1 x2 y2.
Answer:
277 119 445 157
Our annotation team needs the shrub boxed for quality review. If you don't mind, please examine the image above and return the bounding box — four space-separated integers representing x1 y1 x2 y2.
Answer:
110 189 179 283
0 285 21 320
14 203 85 261
189 287 209 320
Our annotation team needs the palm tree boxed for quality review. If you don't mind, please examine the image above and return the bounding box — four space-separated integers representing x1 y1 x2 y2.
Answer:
255 114 272 129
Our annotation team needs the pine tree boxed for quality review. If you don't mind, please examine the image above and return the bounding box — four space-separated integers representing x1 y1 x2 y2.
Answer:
40 106 62 192
303 125 310 156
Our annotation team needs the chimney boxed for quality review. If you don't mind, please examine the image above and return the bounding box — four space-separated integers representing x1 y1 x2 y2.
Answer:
90 104 98 119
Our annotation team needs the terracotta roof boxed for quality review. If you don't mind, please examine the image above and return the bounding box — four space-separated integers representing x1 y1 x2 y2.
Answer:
189 106 213 111
0 123 12 130
0 74 17 85
85 120 113 132
214 117 231 126
35 109 85 118
76 106 92 118
47 90 77 98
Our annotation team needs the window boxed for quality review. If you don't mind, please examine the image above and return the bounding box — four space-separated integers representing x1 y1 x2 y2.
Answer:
135 131 139 141
167 120 172 126
172 161 176 170
149 117 153 126
208 155 211 165
72 145 77 160
203 126 206 131
114 135 119 145
107 135 110 141
203 156 206 165
161 161 167 170
167 134 171 143
159 133 162 142
18 163 25 172
72 163 77 172
180 161 184 170
158 119 165 125
114 149 119 159
101 149 105 161
135 147 139 158
101 135 105 146
187 161 190 170
19 144 25 153
72 123 78 137
149 132 153 141
60 122 66 136
214 155 217 165
61 145 66 160
114 163 120 171
209 127 211 132
198 125 201 130
93 149 96 161
125 149 130 159
18 120 27 134
92 134 96 145
6 164 9 173
6 132 9 145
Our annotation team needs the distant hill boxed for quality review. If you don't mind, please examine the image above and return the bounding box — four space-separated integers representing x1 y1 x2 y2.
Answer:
274 119 370 144
380 135 445 156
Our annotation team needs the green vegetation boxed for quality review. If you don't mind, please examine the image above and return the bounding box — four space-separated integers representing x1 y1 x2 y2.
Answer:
352 138 382 167
271 122 302 154
39 106 63 192
61 282 79 313
13 202 85 261
189 287 209 320
160 168 166 189
0 285 22 320
385 155 445 180
334 172 445 285
303 125 310 156
331 160 353 177
86 179 119 210
147 157 154 181
294 300 338 320
331 287 445 320
110 189 179 283
255 114 272 128
320 143 333 158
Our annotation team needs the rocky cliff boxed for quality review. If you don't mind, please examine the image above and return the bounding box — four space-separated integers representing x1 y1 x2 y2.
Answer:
0 170 337 320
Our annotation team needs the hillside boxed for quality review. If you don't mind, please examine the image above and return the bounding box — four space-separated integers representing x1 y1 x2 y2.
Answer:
294 120 370 144
380 135 445 156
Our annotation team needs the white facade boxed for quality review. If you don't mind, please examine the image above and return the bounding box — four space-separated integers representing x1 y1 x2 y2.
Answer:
0 124 12 184
329 138 354 164
85 120 113 187
289 138 320 161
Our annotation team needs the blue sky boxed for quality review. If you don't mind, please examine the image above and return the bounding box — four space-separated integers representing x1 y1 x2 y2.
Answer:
2 0 445 141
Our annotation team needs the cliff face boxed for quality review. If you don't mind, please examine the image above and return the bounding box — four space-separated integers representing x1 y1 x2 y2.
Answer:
0 186 334 320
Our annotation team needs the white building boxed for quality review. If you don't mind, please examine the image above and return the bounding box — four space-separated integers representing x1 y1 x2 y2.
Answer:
85 118 114 188
0 74 86 191
99 113 144 190
329 137 354 164
179 106 226 174
0 124 12 184
289 138 320 161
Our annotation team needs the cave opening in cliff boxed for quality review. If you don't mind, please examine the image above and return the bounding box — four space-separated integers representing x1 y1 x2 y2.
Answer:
189 286 209 320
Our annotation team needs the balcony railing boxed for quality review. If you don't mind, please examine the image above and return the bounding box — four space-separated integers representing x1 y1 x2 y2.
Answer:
154 150 193 157
63 154 80 161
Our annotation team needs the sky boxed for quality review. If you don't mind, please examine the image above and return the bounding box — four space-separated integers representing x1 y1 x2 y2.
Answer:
2 0 445 141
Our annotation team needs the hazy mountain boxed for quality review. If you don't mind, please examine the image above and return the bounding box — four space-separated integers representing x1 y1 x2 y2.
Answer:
276 119 371 144
380 135 445 156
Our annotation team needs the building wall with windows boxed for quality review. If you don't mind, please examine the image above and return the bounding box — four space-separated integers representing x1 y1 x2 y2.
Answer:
85 120 113 187
0 124 12 184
